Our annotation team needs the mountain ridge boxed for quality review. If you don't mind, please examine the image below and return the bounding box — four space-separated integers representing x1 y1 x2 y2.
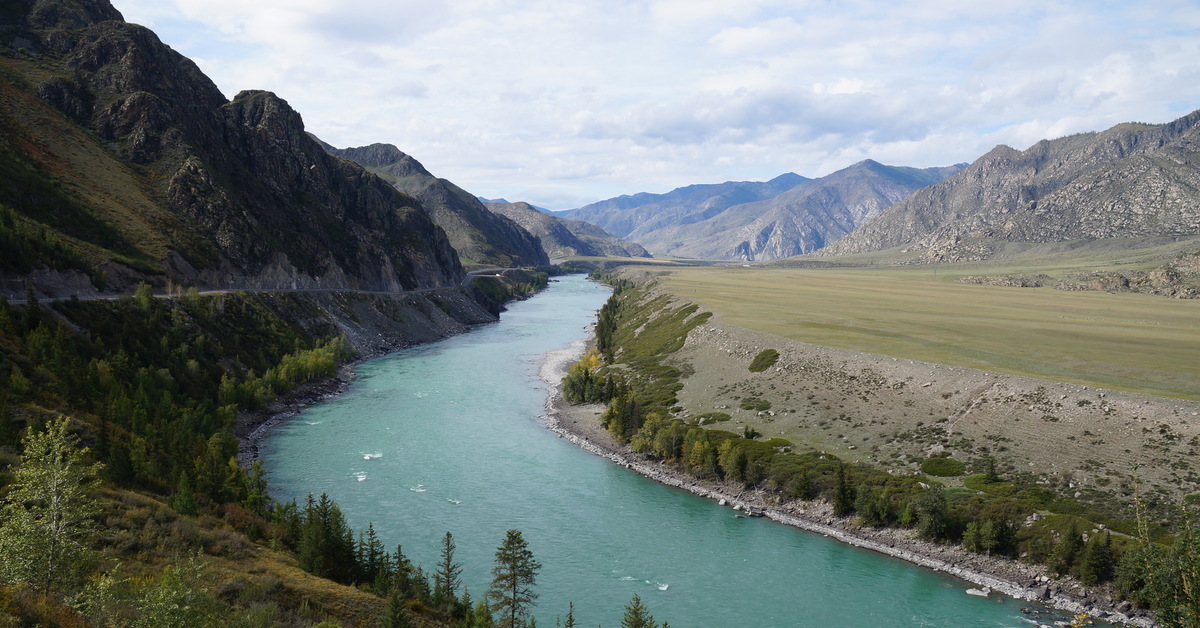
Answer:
821 110 1200 260
483 200 650 259
325 142 549 268
1 1 465 295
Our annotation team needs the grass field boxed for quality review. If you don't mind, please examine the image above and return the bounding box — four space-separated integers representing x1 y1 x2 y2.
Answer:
658 263 1200 400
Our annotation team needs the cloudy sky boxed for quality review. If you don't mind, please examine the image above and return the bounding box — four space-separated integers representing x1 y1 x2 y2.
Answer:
112 0 1200 209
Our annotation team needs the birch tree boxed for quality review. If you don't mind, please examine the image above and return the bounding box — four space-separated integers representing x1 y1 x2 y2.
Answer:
0 417 103 593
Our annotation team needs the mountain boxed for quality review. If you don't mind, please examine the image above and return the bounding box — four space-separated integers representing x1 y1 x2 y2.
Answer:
566 173 809 242
483 201 651 259
0 1 464 295
564 164 962 261
821 111 1200 261
636 160 963 260
324 143 548 268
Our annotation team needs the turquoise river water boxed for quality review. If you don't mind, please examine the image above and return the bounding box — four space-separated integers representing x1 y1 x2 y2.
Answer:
263 274 1083 627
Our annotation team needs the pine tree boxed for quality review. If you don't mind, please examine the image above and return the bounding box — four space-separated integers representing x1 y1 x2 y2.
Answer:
436 530 463 609
832 464 854 517
621 593 658 628
487 529 542 628
562 601 576 628
1079 533 1115 586
169 470 199 516
381 590 413 628
1053 522 1084 576
0 417 103 593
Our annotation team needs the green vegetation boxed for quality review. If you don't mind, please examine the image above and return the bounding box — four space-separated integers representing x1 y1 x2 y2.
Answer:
920 456 965 477
747 348 779 372
570 272 1200 622
487 529 541 628
660 263 1200 399
568 278 711 442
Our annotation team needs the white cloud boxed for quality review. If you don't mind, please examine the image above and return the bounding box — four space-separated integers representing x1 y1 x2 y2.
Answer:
111 0 1200 208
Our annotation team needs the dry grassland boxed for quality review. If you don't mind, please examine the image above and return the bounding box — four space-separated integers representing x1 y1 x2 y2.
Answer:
611 263 1200 517
659 266 1200 400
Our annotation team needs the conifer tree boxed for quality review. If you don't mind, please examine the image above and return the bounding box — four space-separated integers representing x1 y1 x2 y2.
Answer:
488 529 541 628
381 590 413 628
621 593 658 628
1053 522 1084 576
436 530 464 612
1079 533 1115 586
832 464 854 517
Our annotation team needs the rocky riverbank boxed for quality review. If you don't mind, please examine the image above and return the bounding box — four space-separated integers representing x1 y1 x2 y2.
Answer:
537 337 1158 628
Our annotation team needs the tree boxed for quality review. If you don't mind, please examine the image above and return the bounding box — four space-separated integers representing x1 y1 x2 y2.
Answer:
381 590 413 628
1078 533 1114 586
436 530 463 610
621 593 659 628
831 464 854 517
914 487 948 541
1140 519 1200 627
1052 521 1083 576
487 529 542 628
0 417 102 594
561 601 576 628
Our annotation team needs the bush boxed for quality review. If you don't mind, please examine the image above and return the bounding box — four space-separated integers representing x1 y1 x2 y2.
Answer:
748 349 779 373
696 412 731 425
921 457 965 477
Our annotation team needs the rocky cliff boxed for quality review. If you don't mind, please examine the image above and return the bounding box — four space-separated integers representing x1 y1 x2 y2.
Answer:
325 143 548 268
483 201 650 259
1 0 463 297
821 111 1200 261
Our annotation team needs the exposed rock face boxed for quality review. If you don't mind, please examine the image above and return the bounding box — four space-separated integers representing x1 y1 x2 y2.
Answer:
484 201 650 259
822 111 1200 261
2 0 464 293
564 163 961 261
327 143 548 268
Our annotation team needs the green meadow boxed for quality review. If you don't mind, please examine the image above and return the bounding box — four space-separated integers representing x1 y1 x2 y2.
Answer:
657 259 1200 400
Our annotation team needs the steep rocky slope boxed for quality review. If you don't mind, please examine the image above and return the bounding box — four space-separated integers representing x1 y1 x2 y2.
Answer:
324 143 548 268
484 200 650 259
0 0 464 297
822 110 1200 261
638 160 963 260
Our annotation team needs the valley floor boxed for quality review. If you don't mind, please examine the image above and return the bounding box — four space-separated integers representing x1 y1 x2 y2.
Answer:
537 327 1185 628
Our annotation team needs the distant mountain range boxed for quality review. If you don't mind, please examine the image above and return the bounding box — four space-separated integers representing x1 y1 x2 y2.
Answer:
565 164 964 261
820 110 1200 261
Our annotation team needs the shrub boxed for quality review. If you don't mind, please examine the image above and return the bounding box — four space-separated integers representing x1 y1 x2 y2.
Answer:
748 349 779 373
696 412 731 425
921 457 965 477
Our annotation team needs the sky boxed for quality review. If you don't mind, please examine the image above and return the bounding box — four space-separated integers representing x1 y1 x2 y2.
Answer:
111 0 1200 210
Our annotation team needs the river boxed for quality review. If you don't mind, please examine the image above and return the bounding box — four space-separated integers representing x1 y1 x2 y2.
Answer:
262 274 1080 627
